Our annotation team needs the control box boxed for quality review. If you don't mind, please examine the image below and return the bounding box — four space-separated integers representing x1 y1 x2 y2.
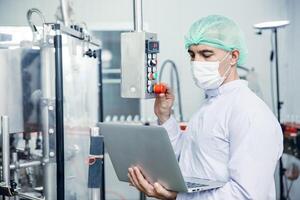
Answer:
121 32 159 99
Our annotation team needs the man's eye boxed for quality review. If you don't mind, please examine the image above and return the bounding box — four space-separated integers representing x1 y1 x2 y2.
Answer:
203 53 213 58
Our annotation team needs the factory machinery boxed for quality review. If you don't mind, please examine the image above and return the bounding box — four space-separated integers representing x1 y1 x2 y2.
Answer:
0 0 181 198
0 8 104 200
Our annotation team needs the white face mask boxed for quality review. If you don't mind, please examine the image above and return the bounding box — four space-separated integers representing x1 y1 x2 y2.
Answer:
190 52 232 90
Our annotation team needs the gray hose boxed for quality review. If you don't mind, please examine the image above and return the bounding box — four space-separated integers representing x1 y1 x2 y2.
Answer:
27 8 46 33
26 8 46 41
159 60 184 122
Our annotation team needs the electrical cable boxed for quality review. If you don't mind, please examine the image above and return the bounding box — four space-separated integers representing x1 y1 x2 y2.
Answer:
159 60 184 122
237 66 250 72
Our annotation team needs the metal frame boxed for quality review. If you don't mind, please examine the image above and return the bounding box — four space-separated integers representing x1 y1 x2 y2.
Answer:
0 24 102 200
273 28 285 200
97 49 105 200
53 28 65 200
51 23 103 200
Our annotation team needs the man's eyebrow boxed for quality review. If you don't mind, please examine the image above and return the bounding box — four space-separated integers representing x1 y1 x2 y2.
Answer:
188 49 214 54
199 49 214 53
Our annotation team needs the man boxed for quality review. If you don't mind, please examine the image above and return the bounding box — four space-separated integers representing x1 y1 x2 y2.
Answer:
128 15 283 200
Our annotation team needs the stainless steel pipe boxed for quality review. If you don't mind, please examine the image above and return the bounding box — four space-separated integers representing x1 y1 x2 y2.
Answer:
133 0 143 32
1 116 10 186
17 192 45 200
9 160 42 170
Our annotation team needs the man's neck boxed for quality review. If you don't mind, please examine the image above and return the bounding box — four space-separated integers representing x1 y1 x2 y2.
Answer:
223 67 239 85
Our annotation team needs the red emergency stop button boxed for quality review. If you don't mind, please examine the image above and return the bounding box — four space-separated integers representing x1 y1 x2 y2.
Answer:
153 83 167 94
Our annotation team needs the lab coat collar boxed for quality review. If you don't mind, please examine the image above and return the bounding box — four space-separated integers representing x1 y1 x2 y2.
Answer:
205 80 248 98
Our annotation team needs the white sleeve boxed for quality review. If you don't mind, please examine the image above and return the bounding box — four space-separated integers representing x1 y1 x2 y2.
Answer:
161 115 186 159
176 110 283 200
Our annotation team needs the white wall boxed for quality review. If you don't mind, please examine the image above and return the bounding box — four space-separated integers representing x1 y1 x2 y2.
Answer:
281 0 300 199
141 0 290 120
1 0 300 199
285 0 300 118
0 0 294 119
0 0 292 119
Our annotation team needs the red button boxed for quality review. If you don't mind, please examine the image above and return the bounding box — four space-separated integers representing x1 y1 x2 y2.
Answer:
148 73 154 80
153 83 167 94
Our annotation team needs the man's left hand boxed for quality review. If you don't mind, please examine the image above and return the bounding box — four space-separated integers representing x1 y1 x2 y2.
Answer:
128 167 177 200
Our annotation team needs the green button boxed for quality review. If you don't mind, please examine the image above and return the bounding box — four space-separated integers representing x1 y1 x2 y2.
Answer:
153 73 158 79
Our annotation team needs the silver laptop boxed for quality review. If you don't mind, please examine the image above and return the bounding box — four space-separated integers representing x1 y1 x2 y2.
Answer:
100 122 225 193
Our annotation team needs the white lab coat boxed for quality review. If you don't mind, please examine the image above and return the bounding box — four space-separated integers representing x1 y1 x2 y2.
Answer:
161 80 283 200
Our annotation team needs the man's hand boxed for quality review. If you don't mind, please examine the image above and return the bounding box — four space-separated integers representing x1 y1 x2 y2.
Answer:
128 167 177 200
154 84 175 124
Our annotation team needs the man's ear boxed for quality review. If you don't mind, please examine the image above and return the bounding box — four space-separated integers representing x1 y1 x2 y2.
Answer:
231 50 240 65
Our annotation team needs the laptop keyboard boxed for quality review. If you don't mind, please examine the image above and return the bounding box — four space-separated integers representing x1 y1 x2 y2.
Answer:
186 182 207 188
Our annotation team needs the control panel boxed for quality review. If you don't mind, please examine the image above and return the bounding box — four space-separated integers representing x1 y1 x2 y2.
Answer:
121 32 161 99
145 40 159 94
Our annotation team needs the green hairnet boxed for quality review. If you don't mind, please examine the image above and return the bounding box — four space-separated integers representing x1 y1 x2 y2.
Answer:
185 15 248 66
